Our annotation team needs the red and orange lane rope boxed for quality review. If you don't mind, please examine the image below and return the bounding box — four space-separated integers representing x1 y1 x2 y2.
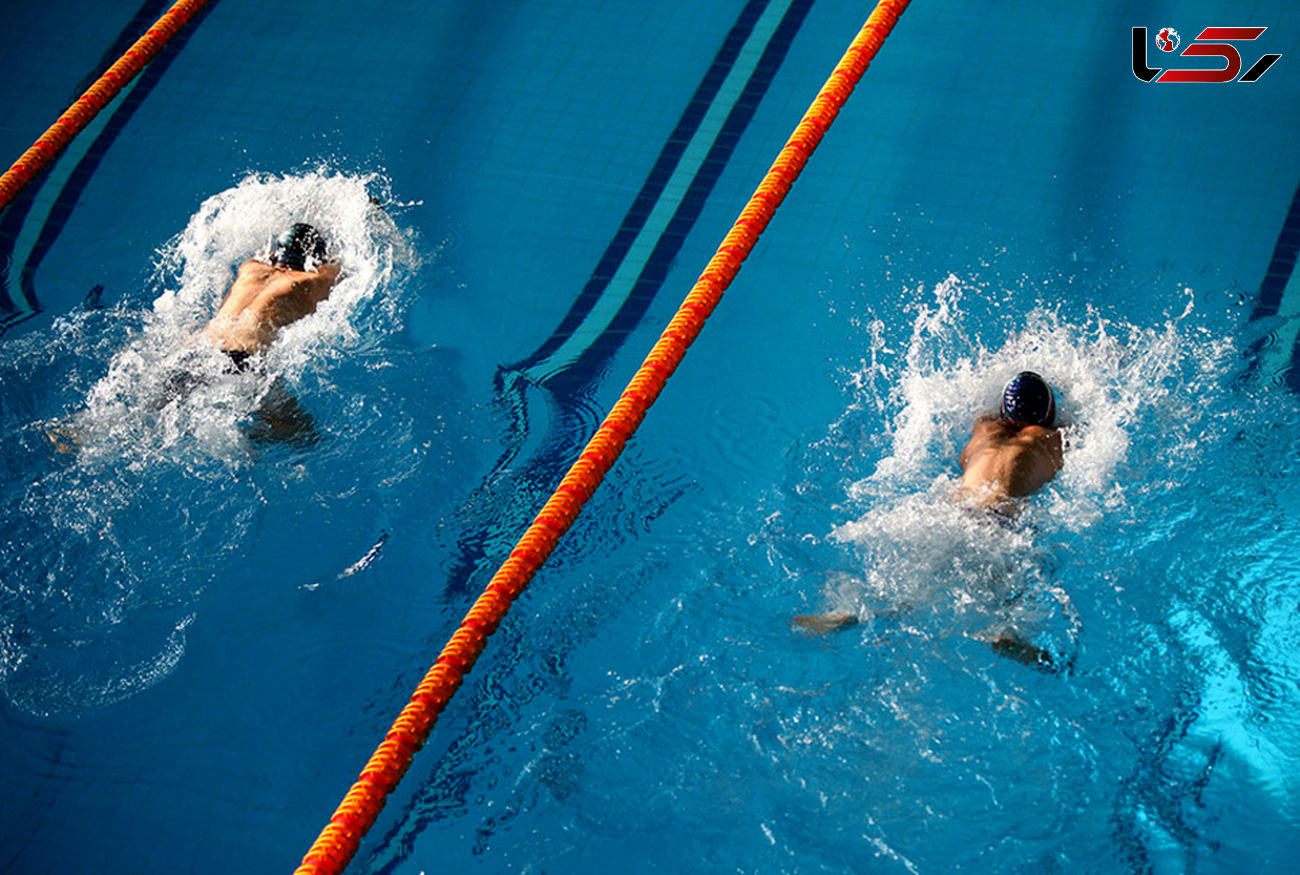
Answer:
295 0 912 871
0 0 217 214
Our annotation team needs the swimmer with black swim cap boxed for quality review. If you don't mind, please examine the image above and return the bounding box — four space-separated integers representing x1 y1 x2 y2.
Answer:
186 223 340 442
200 222 340 357
51 223 339 451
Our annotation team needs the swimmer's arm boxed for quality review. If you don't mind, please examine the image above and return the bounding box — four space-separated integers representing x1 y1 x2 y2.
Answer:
300 262 342 307
791 612 859 635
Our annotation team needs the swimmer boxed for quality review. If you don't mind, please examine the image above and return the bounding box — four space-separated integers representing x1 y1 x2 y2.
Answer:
162 223 340 441
794 372 1069 669
49 224 339 451
199 222 341 361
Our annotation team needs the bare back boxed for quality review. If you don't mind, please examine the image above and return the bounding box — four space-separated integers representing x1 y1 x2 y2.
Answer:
200 259 340 353
958 416 1063 507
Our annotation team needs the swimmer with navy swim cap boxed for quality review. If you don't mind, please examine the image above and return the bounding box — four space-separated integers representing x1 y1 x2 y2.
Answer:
794 369 1069 667
959 370 1063 508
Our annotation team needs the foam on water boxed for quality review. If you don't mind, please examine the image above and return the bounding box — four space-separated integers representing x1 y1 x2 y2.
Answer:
0 169 416 716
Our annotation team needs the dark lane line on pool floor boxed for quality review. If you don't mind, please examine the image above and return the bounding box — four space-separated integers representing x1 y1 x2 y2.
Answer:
0 0 216 336
1245 179 1300 389
439 0 818 601
386 4 823 865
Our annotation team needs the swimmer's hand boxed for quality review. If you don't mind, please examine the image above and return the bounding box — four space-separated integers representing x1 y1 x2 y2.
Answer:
791 612 860 635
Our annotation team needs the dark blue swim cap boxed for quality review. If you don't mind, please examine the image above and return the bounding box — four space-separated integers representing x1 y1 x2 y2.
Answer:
269 223 327 271
1000 371 1056 427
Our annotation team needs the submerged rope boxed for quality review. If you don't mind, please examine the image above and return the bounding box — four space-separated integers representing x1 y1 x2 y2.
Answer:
296 1 911 871
0 0 217 213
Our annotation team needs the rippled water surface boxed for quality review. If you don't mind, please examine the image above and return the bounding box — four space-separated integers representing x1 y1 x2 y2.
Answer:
3 1 1300 873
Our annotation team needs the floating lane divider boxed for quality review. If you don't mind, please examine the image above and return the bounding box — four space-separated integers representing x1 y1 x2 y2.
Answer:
0 0 217 214
295 1 912 871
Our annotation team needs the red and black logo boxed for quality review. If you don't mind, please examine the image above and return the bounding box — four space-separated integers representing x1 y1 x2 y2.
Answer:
1133 26 1281 83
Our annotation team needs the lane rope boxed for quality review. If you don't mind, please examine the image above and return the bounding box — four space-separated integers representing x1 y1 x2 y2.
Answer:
296 1 912 871
0 0 218 214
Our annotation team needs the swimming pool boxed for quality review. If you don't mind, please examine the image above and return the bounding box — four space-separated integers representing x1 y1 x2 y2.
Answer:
2 0 1299 872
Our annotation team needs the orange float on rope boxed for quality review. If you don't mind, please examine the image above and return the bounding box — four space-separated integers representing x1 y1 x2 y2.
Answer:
295 1 912 871
0 0 217 214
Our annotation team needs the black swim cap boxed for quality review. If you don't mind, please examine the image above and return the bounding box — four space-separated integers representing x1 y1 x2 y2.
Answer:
1000 371 1056 427
269 223 327 270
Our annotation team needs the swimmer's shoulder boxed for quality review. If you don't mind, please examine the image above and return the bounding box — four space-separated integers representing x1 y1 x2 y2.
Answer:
1014 423 1064 466
274 261 340 288
966 417 1054 455
961 416 1004 469
1016 424 1055 439
1017 424 1063 447
970 415 1014 439
234 259 275 284
284 263 340 301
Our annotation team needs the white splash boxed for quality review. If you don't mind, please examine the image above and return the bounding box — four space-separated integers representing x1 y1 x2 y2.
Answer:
2 168 416 717
58 168 416 467
817 274 1235 652
844 275 1234 527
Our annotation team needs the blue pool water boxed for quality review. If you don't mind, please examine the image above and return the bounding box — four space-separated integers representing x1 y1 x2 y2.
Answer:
2 1 1300 872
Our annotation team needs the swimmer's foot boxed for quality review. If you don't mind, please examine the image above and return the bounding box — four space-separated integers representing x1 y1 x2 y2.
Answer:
986 626 1069 673
44 422 82 455
83 284 105 310
792 612 860 635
